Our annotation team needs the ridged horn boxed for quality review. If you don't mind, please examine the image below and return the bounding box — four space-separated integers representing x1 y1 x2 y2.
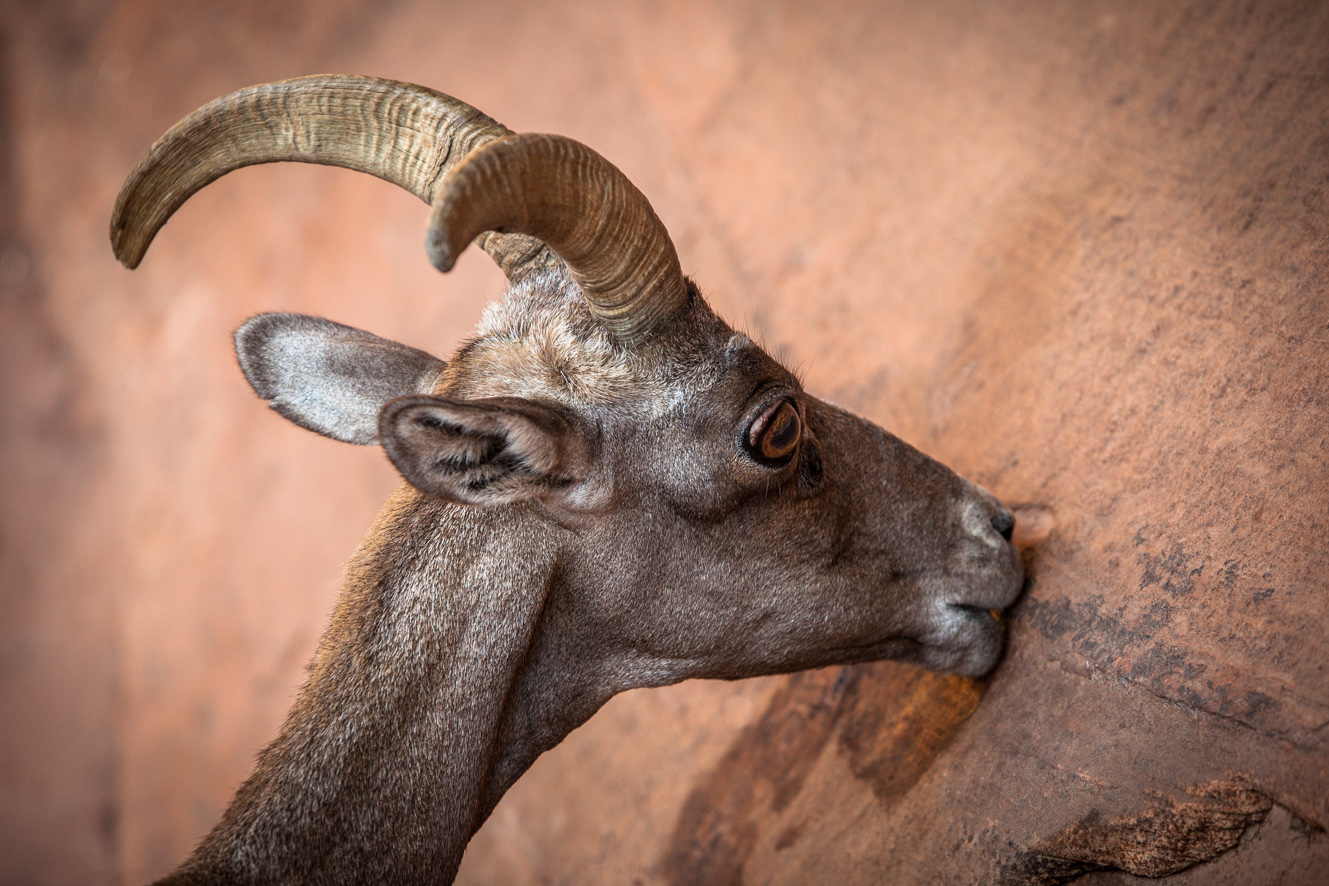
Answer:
426 133 689 344
110 74 557 278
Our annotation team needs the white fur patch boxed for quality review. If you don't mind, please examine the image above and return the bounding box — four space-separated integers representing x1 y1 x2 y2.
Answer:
443 270 731 420
449 271 637 406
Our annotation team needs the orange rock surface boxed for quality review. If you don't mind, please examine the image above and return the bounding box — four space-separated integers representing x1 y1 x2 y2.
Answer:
1 1 1325 883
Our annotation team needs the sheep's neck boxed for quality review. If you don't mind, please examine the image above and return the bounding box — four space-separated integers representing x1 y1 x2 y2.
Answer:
163 489 589 885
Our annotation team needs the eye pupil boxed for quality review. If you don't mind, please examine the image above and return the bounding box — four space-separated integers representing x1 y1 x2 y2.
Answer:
749 399 801 466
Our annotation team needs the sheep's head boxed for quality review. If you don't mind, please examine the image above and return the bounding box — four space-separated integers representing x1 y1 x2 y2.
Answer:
113 76 1023 686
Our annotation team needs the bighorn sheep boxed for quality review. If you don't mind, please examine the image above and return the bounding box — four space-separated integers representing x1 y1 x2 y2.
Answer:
111 75 1024 885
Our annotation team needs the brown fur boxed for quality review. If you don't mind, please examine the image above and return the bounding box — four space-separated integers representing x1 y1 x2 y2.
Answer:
130 98 1023 886
159 263 1024 884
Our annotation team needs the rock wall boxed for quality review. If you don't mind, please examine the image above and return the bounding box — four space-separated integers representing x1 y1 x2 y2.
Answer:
2 1 1325 883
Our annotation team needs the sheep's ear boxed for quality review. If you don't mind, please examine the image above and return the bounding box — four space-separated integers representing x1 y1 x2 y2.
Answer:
235 313 446 444
379 395 592 506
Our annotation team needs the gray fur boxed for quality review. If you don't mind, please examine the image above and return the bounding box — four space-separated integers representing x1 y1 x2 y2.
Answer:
155 266 1024 885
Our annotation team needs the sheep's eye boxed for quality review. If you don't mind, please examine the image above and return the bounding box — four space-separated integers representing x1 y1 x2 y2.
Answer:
747 398 802 467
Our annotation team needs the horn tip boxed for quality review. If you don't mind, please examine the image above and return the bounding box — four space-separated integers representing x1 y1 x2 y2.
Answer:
110 227 145 270
109 197 148 268
426 231 459 274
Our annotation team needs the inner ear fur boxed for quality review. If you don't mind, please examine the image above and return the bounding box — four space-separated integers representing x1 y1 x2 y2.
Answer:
379 395 592 506
235 312 446 445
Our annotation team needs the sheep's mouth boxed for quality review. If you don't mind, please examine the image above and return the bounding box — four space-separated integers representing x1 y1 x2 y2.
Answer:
954 604 1002 623
904 604 1008 676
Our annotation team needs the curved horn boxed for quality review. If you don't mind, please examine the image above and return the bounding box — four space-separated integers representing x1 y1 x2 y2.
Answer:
110 75 557 277
426 133 689 344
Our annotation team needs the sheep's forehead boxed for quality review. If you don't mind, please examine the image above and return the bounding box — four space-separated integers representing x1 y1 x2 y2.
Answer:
443 271 737 417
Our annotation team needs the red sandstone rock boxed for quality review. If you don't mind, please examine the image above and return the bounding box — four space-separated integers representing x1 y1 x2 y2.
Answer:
1 1 1325 884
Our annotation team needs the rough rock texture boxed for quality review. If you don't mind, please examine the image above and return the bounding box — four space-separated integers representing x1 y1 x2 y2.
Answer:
1 1 1326 884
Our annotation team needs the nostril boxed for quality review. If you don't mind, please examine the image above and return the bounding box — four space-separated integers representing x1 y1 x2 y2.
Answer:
991 507 1015 541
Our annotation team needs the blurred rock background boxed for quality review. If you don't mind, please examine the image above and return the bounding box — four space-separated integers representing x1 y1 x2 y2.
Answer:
1 1 1326 883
